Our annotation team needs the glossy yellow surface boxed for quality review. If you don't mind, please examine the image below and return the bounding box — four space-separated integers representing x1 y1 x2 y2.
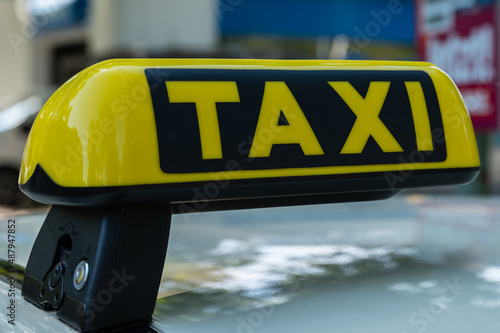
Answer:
19 59 479 188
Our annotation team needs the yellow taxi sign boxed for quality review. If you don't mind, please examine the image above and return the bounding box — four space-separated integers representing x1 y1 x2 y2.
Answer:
20 59 481 330
19 59 480 208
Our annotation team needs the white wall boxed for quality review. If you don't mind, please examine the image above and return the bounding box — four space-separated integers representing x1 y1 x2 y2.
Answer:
31 27 87 87
0 1 34 106
89 0 219 57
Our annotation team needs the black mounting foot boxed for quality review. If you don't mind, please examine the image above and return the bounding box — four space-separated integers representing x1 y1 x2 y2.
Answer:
22 204 172 331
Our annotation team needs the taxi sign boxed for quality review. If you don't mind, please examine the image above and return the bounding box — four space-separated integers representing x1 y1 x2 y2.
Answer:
150 69 445 171
19 59 479 210
20 59 479 332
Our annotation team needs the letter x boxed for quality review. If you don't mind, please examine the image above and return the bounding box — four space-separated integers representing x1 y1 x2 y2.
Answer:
329 81 403 154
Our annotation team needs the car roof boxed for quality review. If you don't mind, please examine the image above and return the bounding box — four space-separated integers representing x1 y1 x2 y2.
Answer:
2 194 500 332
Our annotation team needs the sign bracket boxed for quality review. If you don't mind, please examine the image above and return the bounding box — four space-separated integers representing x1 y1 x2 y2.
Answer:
22 204 172 331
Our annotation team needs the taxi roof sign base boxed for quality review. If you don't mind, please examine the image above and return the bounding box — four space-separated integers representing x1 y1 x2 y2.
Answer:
21 164 479 209
22 204 172 332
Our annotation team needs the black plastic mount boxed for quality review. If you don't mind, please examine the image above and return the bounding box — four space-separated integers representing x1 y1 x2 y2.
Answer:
21 164 479 208
22 204 172 331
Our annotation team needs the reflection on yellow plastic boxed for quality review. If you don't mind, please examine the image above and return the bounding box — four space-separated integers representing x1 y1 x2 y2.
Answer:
19 59 480 189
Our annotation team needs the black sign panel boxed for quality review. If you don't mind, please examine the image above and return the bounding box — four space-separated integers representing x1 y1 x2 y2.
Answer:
145 69 446 174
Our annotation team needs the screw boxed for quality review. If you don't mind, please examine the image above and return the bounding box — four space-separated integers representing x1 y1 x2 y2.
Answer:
49 263 63 289
73 260 89 291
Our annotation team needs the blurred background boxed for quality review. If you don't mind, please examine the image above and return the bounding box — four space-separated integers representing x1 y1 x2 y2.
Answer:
0 0 499 205
2 2 500 332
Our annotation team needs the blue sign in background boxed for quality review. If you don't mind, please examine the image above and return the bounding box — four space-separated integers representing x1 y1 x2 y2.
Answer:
28 0 87 33
219 0 414 44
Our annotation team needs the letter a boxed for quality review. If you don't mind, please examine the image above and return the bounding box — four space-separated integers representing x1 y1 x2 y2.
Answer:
249 82 324 157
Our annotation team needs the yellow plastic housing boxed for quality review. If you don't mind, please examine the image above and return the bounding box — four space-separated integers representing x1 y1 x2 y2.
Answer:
19 59 480 206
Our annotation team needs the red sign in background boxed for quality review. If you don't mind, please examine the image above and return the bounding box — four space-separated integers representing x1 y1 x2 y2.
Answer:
417 4 498 132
